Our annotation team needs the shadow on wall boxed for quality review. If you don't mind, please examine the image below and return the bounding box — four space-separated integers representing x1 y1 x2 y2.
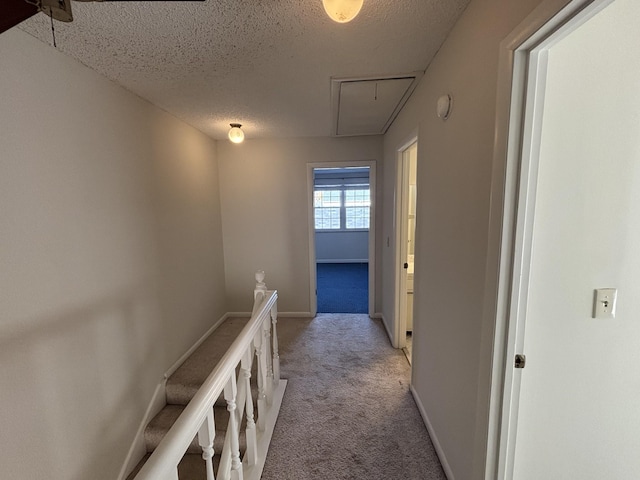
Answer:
0 286 164 480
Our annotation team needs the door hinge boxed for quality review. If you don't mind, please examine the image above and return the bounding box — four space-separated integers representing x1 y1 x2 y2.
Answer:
514 354 526 369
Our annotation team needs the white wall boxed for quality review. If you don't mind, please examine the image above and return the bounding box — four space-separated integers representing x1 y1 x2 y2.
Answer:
0 29 226 480
380 0 545 478
315 230 368 263
217 136 382 314
513 0 640 477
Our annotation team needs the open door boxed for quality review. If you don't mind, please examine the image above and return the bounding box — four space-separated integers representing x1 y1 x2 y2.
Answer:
394 141 417 350
486 0 640 478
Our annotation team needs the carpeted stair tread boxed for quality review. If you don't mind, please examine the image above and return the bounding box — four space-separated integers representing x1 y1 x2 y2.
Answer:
145 405 248 455
166 317 250 405
126 453 217 480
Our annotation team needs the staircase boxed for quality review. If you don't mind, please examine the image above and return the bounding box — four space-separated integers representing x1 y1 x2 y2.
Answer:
127 273 286 480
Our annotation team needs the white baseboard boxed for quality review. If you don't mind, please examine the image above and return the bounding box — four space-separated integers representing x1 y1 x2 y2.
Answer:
228 311 315 319
373 313 395 346
316 259 369 264
410 385 455 480
278 312 314 318
118 381 166 480
164 313 231 379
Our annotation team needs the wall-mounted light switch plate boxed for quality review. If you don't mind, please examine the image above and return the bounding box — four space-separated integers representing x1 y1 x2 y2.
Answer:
593 288 617 319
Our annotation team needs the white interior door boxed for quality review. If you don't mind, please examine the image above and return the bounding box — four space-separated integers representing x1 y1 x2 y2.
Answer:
508 0 640 477
394 141 417 348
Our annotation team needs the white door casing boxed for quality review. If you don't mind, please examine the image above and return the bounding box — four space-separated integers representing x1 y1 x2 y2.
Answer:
393 138 418 349
307 161 377 317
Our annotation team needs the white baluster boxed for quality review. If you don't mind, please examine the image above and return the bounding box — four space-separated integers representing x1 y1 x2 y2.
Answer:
224 376 243 480
270 303 280 386
198 408 216 480
262 316 273 405
253 333 267 432
241 348 258 466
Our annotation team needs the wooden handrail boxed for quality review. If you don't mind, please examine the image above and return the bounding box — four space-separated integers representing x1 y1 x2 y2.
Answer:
135 289 278 480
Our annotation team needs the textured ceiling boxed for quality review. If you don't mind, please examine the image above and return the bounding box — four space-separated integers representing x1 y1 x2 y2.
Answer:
18 0 471 140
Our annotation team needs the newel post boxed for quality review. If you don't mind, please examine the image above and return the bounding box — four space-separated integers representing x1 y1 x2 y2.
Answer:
254 270 267 303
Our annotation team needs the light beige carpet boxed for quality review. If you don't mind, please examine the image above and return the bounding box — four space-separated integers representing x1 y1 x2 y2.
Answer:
261 314 446 480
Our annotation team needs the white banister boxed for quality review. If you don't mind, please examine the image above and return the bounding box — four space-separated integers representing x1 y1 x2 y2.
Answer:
134 272 283 480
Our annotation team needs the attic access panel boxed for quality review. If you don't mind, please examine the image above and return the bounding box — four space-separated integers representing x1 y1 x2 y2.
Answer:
331 73 423 137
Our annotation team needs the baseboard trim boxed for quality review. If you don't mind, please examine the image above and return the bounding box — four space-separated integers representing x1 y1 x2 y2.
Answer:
410 385 455 480
278 312 314 318
316 259 369 264
374 313 395 346
164 313 230 379
118 381 166 480
228 311 315 319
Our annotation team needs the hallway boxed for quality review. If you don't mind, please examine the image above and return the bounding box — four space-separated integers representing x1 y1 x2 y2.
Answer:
261 314 445 479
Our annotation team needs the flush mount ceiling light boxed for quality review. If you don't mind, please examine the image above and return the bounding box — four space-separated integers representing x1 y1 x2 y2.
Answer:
228 123 245 144
322 0 363 23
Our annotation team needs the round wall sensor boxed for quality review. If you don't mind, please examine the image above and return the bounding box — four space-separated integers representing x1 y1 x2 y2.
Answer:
436 94 453 120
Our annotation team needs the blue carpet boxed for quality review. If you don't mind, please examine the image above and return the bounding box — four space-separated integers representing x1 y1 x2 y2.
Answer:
316 263 368 313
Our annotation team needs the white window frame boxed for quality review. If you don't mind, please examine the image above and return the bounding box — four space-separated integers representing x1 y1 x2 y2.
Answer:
314 184 370 231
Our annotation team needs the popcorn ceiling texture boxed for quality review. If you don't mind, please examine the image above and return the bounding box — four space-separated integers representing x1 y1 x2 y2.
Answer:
19 0 470 140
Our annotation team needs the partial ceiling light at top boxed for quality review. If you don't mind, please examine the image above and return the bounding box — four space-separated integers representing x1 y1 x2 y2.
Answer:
228 123 244 144
322 0 363 23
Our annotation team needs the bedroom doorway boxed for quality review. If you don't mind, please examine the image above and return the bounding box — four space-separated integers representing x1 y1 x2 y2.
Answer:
307 162 376 316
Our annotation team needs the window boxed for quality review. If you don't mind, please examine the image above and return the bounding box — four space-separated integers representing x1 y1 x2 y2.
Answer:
345 189 370 229
314 186 370 230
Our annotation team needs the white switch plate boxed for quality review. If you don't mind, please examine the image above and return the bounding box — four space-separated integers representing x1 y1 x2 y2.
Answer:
593 288 617 319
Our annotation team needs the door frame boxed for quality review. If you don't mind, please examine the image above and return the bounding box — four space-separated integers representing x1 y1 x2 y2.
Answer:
307 161 377 317
483 0 615 478
393 139 418 349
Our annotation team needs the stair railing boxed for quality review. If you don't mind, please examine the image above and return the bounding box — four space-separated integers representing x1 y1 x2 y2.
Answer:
135 271 281 480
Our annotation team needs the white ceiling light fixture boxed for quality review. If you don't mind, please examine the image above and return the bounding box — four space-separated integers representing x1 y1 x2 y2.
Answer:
322 0 363 23
228 123 245 144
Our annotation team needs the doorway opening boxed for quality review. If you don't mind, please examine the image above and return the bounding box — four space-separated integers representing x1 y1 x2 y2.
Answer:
394 140 417 358
307 162 376 316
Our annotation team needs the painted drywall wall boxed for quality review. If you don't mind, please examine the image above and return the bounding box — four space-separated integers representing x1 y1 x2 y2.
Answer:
315 231 369 262
217 136 382 314
380 0 546 478
0 29 226 480
512 0 640 477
